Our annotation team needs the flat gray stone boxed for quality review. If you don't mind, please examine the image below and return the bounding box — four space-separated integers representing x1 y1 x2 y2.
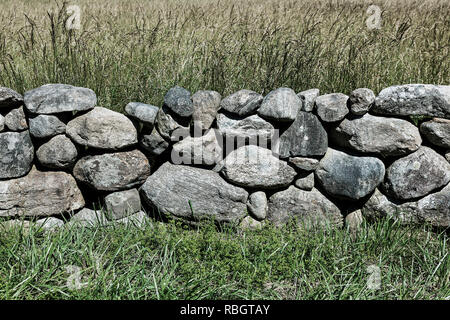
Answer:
164 86 193 118
247 191 268 221
73 150 151 192
172 129 222 166
349 88 375 115
29 115 66 139
0 166 85 217
258 88 301 122
383 146 450 200
140 162 248 223
0 131 34 179
420 118 450 149
267 186 343 228
192 90 221 131
316 148 385 200
5 106 28 131
104 188 141 220
316 93 349 122
67 107 137 150
297 88 319 112
36 135 78 169
331 114 422 157
373 84 450 118
140 126 169 156
221 145 296 189
216 113 274 143
220 89 263 116
294 173 314 191
156 106 189 142
125 102 159 126
24 84 97 114
0 87 23 108
277 111 328 158
288 157 319 172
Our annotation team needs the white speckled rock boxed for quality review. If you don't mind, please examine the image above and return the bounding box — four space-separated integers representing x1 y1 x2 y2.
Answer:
220 89 263 116
164 86 193 118
0 131 34 179
216 113 275 143
29 115 66 139
5 106 28 131
288 157 320 172
297 88 319 112
258 88 301 122
348 88 375 115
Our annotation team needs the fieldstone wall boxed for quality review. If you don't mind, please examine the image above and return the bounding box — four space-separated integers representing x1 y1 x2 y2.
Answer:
0 83 449 231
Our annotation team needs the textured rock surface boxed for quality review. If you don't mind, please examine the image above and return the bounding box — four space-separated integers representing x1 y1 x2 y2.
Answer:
288 157 320 172
220 89 263 116
331 114 422 157
73 150 151 191
278 111 328 158
345 209 363 233
267 186 343 227
5 106 28 131
446 151 450 163
67 208 107 228
316 148 385 200
172 130 222 166
192 90 221 130
221 145 296 189
36 217 65 232
0 114 4 132
0 87 23 108
156 106 189 142
140 162 248 223
216 113 274 143
0 131 34 179
125 102 159 126
0 166 84 217
104 188 141 220
258 88 301 122
349 88 375 115
67 107 137 150
373 84 450 118
24 84 96 114
383 146 450 200
239 216 265 231
316 93 349 122
420 118 450 149
29 115 66 139
113 211 148 228
298 88 319 112
294 173 314 191
140 127 169 156
247 191 268 221
36 135 78 169
164 86 193 118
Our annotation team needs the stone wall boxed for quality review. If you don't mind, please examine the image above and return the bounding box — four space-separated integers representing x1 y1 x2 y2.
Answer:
0 83 449 231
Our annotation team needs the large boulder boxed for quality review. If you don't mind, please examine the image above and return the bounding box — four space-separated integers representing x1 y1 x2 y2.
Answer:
140 162 248 223
29 115 66 139
331 114 422 157
216 113 275 143
73 150 151 191
191 90 222 131
420 118 450 149
4 106 28 131
221 145 296 189
140 127 169 156
0 87 23 108
0 131 34 179
383 146 450 200
36 135 78 169
297 88 319 112
372 84 450 118
267 186 343 227
0 166 84 217
124 102 159 126
163 86 193 118
24 84 97 114
315 93 349 122
257 88 301 122
66 107 137 150
220 89 263 116
172 129 222 166
277 111 328 158
348 88 375 115
155 106 189 142
316 148 385 200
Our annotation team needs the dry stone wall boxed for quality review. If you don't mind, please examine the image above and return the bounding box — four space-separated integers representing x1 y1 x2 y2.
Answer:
0 83 449 231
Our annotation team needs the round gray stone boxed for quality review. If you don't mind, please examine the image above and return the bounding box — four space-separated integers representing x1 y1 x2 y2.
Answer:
316 93 349 122
420 118 450 149
5 106 28 131
349 88 375 115
125 102 159 126
36 135 78 169
258 88 301 122
29 115 66 139
164 86 193 118
247 191 268 221
0 131 34 179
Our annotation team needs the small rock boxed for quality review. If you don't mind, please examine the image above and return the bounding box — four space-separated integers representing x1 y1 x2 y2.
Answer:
156 106 189 142
345 210 364 234
288 157 320 172
383 146 450 200
0 114 4 132
36 135 78 169
67 208 108 228
0 219 31 233
67 107 137 150
0 87 23 108
239 216 264 231
192 90 222 131
5 106 28 131
29 115 66 139
297 88 319 112
420 118 450 149
172 129 222 166
258 88 301 122
446 151 450 163
220 89 263 116
24 84 96 114
294 173 314 191
349 88 375 115
35 217 65 232
316 93 349 122
164 86 193 118
315 148 385 200
111 211 148 228
247 191 268 221
216 113 275 143
140 126 169 156
125 102 159 126
104 189 141 220
0 131 34 179
221 145 297 189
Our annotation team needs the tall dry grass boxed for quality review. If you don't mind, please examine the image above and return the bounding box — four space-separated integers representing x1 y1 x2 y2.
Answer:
0 0 448 111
